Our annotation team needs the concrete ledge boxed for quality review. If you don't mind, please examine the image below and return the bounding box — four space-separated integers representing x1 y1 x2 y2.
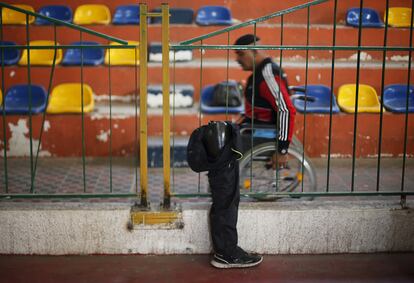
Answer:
0 200 413 255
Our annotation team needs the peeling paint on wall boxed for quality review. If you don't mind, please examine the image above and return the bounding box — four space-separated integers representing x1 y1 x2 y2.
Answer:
1 119 51 157
96 130 111 143
348 52 372 61
390 55 409 62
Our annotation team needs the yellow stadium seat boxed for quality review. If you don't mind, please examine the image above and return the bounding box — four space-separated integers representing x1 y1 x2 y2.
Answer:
338 84 382 113
1 4 35 25
47 83 94 113
73 4 111 25
386 7 412 27
18 40 62 66
104 41 139 66
0 89 2 106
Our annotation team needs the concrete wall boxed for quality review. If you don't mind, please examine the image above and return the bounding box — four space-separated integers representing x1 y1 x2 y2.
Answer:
0 200 413 255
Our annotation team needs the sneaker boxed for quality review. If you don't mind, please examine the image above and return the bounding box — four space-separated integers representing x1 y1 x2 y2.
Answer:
210 247 263 269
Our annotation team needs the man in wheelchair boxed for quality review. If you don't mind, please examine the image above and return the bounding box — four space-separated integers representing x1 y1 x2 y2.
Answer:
234 34 297 170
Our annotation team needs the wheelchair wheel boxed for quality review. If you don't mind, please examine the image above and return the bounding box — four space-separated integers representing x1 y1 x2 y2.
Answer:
239 142 317 201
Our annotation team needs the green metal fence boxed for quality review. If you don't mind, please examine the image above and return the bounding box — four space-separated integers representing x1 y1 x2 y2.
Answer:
1 1 413 207
169 0 414 204
0 2 139 200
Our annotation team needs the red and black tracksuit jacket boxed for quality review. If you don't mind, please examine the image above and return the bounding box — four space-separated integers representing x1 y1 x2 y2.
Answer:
243 57 296 152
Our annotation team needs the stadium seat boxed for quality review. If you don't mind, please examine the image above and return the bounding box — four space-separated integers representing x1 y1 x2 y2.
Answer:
62 41 104 66
151 8 193 24
147 84 194 108
0 41 20 65
1 4 35 24
337 84 382 113
200 81 244 114
0 89 2 106
113 5 139 25
195 6 232 26
383 84 414 113
346 8 383 28
35 5 73 25
47 83 94 113
149 42 192 62
73 4 111 25
0 84 47 114
104 41 139 66
292 85 340 114
18 40 62 66
386 7 412 27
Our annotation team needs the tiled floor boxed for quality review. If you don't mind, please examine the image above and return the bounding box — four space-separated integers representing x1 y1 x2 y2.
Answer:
0 157 413 204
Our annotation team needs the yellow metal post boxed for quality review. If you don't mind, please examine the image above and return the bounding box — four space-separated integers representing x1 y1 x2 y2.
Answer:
139 3 148 207
161 4 171 208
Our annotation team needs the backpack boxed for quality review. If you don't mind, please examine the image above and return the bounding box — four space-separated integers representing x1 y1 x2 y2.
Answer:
210 81 243 107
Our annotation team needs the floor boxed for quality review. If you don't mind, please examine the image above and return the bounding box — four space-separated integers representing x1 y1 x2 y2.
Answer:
0 253 413 283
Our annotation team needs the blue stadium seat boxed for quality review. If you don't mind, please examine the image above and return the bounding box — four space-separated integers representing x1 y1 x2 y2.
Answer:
346 8 383 28
0 41 20 65
0 84 47 114
200 81 244 114
113 5 139 25
62 42 104 66
292 85 340 114
383 84 414 113
195 6 232 26
151 8 194 24
35 5 73 25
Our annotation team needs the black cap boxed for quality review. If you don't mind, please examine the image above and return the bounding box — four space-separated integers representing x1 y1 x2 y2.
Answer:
234 34 260 45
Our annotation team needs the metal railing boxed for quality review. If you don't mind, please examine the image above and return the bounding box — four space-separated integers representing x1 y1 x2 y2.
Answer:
169 0 414 204
1 1 413 208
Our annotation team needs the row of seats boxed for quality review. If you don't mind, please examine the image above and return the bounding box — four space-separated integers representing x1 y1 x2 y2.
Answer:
1 4 233 26
346 7 412 28
0 82 412 115
201 82 414 114
3 4 412 27
0 40 193 66
0 83 196 114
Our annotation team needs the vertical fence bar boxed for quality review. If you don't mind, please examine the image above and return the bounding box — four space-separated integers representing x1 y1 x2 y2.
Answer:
376 0 390 192
326 0 338 192
172 52 177 195
0 9 9 192
301 6 311 192
32 24 58 189
25 14 34 193
134 42 139 195
80 31 87 193
351 0 364 192
225 31 230 120
275 15 284 192
139 4 149 207
108 47 113 193
250 22 257 192
401 2 414 195
197 39 204 194
161 4 171 208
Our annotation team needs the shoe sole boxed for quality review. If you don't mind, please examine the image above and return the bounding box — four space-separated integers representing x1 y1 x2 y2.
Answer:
210 257 263 269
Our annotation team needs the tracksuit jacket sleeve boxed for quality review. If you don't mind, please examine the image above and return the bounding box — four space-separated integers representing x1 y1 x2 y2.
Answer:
260 63 296 153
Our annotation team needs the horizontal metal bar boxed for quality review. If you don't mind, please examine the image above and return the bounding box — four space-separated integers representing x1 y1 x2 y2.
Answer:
0 2 128 45
173 191 414 198
179 0 330 45
146 12 162 17
0 193 137 199
0 44 138 50
171 44 414 52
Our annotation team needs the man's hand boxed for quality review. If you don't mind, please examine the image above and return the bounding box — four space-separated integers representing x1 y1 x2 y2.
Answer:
267 152 289 170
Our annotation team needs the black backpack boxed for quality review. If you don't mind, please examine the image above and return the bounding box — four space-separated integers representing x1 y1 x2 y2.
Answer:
210 81 243 107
